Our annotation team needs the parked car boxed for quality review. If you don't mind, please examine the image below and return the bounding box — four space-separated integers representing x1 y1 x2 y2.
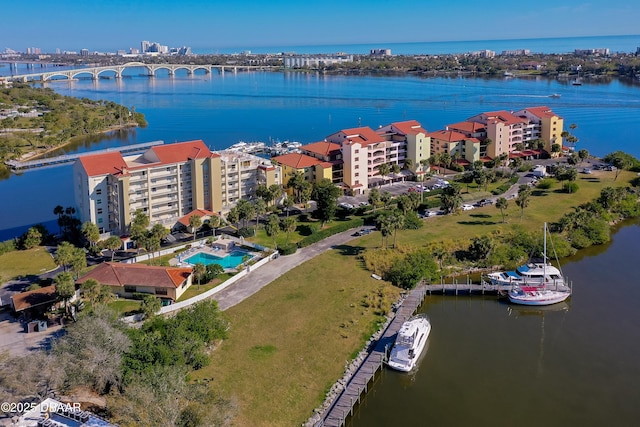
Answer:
425 210 437 217
582 168 592 174
477 199 493 207
462 204 475 211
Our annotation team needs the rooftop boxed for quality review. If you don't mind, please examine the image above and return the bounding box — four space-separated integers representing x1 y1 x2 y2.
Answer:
77 262 192 289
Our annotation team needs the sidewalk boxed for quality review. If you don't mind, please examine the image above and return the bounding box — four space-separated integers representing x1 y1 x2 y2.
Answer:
214 227 363 310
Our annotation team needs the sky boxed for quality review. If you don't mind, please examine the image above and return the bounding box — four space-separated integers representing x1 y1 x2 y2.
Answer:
2 0 640 53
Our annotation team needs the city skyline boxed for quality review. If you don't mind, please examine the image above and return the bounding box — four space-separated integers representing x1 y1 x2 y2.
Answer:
2 0 640 53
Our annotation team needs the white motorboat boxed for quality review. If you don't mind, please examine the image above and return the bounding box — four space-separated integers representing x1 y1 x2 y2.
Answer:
387 314 431 372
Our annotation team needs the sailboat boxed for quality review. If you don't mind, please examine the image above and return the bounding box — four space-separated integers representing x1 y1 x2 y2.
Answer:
506 223 571 306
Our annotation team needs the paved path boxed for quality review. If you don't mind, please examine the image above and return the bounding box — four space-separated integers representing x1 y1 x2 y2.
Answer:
215 227 368 310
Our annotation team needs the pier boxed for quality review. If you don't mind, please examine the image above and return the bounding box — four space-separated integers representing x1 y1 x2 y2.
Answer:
315 285 428 427
5 140 164 171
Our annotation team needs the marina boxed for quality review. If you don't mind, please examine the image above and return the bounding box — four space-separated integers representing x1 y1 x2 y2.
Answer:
316 285 428 427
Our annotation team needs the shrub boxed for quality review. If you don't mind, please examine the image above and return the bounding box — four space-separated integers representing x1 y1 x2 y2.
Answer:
237 227 254 238
536 178 554 189
563 182 579 193
297 218 364 248
0 239 17 256
278 243 297 256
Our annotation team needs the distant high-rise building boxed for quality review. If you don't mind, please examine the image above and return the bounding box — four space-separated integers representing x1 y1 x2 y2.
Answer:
81 49 89 57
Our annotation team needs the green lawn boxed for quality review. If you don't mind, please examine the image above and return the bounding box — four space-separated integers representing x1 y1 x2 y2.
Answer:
176 273 234 302
248 216 357 249
0 246 56 280
194 169 636 426
108 299 142 316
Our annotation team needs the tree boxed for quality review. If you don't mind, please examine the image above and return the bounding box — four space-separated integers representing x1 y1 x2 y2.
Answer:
281 216 297 244
282 196 294 217
440 183 463 214
54 241 76 271
189 214 203 241
495 197 509 223
375 213 393 249
390 163 401 181
265 214 281 249
53 205 64 236
515 184 532 221
253 198 267 232
21 226 43 249
255 184 270 204
268 184 283 206
380 191 392 209
368 188 380 211
193 263 207 287
403 158 413 171
81 221 100 248
313 178 340 228
578 148 590 162
468 235 494 261
141 295 161 319
378 163 391 185
226 207 240 229
80 278 113 306
69 247 87 279
204 263 224 282
130 209 150 248
105 235 122 261
388 209 405 249
236 199 255 229
54 272 76 315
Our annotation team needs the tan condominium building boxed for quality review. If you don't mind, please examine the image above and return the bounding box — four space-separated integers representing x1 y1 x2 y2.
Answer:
73 140 281 236
324 120 430 195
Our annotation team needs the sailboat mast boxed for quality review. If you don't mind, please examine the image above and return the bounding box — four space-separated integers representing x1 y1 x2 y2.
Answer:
543 222 547 286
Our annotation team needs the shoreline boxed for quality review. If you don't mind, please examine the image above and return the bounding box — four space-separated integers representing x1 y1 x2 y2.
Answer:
16 123 139 163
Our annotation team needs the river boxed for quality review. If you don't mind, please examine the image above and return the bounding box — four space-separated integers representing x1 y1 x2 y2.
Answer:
349 219 640 427
1 67 639 239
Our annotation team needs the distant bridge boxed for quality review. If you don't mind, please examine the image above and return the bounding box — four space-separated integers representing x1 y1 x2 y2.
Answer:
5 62 276 82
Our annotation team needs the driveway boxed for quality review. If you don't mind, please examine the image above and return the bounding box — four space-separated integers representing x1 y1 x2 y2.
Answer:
0 310 64 356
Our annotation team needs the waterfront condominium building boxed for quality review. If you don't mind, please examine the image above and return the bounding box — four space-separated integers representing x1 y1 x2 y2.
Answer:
73 140 281 236
324 120 430 195
456 106 564 159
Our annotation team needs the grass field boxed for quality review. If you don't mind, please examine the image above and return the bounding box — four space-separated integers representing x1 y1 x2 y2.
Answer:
194 169 636 426
0 246 56 280
108 299 142 316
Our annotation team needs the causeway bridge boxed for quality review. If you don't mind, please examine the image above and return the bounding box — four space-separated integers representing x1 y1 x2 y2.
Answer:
4 61 275 82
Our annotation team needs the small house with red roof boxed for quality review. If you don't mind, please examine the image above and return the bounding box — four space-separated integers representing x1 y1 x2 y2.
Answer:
76 262 193 302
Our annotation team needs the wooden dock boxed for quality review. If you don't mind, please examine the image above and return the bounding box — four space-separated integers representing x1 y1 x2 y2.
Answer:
5 140 164 171
316 285 428 427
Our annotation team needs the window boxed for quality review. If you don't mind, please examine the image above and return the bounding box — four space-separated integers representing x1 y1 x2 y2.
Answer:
97 199 102 205
97 208 103 214
97 218 103 224
124 286 136 293
96 189 102 195
155 288 168 296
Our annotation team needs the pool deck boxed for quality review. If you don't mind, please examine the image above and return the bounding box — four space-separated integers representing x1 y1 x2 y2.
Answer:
170 242 254 269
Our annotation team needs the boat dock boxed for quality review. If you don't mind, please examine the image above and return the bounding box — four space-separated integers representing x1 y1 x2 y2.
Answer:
5 140 164 171
315 285 428 427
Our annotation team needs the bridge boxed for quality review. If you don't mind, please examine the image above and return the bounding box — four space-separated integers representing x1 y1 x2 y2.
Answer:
4 62 275 82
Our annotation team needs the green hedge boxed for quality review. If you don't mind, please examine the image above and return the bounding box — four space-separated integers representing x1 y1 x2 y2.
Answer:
297 217 364 248
278 243 298 256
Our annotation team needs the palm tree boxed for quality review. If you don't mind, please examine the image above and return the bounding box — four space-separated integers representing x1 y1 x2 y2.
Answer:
388 209 405 249
281 216 297 244
495 197 509 223
189 215 203 241
104 235 122 261
378 163 391 186
516 185 531 221
193 263 207 287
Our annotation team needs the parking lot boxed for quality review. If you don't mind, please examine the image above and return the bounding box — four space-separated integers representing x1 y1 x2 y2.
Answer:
338 176 451 207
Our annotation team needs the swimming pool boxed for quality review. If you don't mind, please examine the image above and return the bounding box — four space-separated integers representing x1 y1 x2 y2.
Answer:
184 250 251 269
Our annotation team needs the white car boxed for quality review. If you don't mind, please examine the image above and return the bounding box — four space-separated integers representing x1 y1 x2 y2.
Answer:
462 204 475 211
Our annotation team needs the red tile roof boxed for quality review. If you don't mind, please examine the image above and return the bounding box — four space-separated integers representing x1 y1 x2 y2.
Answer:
77 262 192 289
150 140 214 163
389 120 428 135
272 153 323 169
426 129 469 142
301 141 341 156
520 106 559 119
480 110 528 126
78 152 128 177
11 285 57 312
339 126 386 146
177 209 218 227
447 121 486 134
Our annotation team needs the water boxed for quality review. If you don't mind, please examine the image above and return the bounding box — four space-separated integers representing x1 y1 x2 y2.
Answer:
1 35 640 237
184 250 250 269
349 220 640 427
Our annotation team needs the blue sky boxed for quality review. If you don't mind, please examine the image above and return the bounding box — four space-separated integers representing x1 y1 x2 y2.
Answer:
2 0 640 53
